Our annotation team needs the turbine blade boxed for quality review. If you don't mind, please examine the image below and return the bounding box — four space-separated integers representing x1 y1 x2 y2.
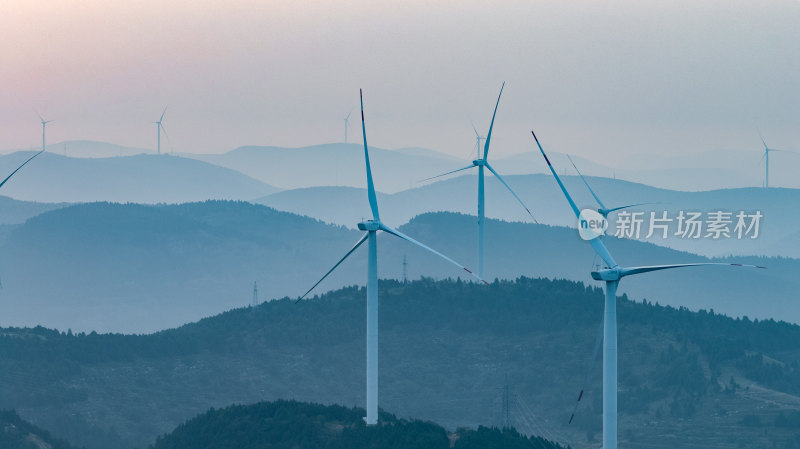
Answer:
346 110 352 120
619 262 765 278
532 132 581 218
484 162 537 223
470 120 480 139
758 131 768 151
360 89 380 221
296 233 369 302
0 150 44 190
419 165 475 182
160 106 168 122
34 109 44 122
602 202 658 215
483 82 505 160
567 154 606 210
160 124 173 150
379 223 488 285
532 131 618 268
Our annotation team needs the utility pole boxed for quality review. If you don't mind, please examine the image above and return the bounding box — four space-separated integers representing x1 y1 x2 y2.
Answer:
252 281 258 307
402 255 408 283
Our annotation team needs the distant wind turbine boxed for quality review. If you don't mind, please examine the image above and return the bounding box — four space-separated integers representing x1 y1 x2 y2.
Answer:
566 155 653 219
422 82 536 278
758 133 794 188
533 131 764 449
299 89 486 425
154 107 168 155
344 111 352 144
470 121 485 160
35 111 53 152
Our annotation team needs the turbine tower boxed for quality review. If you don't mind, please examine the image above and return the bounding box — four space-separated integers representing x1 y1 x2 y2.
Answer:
344 111 352 144
154 107 168 155
300 89 486 425
533 131 763 449
35 112 53 152
422 82 536 278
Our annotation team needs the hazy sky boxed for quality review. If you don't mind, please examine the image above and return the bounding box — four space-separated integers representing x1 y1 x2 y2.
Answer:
1 0 798 163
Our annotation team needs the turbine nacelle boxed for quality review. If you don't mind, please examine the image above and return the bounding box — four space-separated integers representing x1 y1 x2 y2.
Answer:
591 268 622 282
472 159 485 167
357 221 381 231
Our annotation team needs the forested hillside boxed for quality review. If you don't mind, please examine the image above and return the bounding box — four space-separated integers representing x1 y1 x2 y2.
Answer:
1 278 799 449
0 410 80 449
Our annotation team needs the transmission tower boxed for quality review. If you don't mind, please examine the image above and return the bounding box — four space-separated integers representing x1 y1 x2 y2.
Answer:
402 255 408 283
252 281 258 307
502 381 511 428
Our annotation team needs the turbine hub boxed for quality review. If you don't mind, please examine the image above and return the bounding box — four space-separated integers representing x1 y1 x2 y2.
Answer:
358 220 381 231
472 159 485 166
591 268 622 282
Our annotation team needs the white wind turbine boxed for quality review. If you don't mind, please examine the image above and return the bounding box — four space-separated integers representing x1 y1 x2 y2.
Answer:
344 110 352 144
35 111 53 152
422 82 536 278
299 89 486 425
758 133 795 188
533 131 764 449
154 107 168 155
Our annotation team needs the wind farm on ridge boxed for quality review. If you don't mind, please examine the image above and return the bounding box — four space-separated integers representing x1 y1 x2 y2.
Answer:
2 1 799 445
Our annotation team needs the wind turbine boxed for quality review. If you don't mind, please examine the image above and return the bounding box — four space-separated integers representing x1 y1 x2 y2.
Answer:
35 112 53 152
299 89 486 426
532 131 764 449
154 107 168 155
344 111 352 144
470 121 485 160
566 155 652 219
422 82 536 278
758 133 792 188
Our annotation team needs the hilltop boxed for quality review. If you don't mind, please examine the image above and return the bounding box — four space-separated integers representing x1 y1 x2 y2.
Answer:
150 400 565 449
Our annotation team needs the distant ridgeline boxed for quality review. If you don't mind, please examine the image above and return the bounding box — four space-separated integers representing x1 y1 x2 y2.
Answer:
150 400 565 449
0 277 799 449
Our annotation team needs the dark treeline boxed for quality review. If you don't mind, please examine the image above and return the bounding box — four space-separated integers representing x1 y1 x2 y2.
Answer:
149 400 566 449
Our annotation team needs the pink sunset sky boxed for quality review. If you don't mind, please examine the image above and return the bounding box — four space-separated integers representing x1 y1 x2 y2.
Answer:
1 0 798 161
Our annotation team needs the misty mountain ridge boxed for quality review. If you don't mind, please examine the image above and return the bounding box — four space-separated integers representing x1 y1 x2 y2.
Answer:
0 201 796 334
257 173 800 258
180 141 799 192
0 151 279 203
4 139 153 158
